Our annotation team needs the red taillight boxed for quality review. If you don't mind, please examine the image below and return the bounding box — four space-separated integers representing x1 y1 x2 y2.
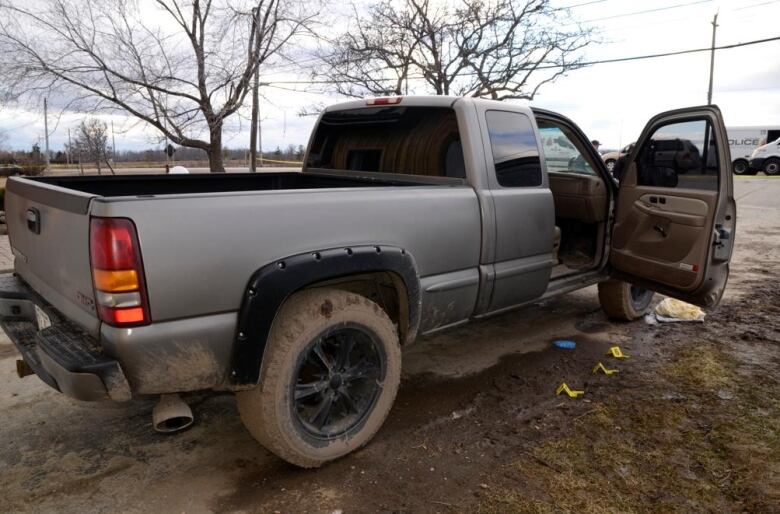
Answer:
366 97 402 106
89 217 150 327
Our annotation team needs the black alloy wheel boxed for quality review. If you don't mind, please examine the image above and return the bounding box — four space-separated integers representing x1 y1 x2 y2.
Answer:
292 325 384 439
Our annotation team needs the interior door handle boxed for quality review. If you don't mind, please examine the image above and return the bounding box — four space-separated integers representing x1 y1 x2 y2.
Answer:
653 224 667 237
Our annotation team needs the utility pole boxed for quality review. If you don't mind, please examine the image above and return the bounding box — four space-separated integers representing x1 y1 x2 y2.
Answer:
67 128 72 166
258 104 263 168
111 120 117 157
43 98 50 172
250 68 261 172
707 12 719 105
249 8 260 172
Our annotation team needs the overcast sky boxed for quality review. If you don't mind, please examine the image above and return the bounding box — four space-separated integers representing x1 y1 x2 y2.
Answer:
1 0 779 153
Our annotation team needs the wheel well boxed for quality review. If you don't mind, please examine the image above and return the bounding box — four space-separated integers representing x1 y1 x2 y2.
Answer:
230 245 421 386
302 271 411 345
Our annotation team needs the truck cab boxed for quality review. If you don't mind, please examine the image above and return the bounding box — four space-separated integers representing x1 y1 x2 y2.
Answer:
306 97 735 317
749 136 780 175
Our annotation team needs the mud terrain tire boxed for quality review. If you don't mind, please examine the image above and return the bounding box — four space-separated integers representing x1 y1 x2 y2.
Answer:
598 280 654 321
236 288 401 468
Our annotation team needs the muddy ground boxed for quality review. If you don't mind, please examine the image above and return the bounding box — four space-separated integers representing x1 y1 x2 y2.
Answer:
1 178 778 513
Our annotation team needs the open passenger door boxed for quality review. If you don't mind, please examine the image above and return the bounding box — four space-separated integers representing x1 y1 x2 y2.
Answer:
609 106 736 307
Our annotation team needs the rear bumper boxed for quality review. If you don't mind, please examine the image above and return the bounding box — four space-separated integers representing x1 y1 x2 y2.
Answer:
749 157 765 170
0 274 131 401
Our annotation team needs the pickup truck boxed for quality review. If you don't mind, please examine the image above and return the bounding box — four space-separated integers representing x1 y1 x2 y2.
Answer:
0 96 735 467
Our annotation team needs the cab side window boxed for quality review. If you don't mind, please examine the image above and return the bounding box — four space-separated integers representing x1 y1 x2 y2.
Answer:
536 120 598 176
637 119 719 190
486 111 542 187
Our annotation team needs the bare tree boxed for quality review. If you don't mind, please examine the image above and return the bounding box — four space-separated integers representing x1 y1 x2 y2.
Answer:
71 118 113 174
319 0 593 100
0 0 315 172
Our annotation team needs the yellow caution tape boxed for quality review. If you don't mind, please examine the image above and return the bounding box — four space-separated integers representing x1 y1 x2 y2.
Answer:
606 346 628 359
556 383 585 398
592 362 619 375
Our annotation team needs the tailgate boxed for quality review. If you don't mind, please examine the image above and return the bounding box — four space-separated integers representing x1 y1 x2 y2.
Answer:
5 177 100 336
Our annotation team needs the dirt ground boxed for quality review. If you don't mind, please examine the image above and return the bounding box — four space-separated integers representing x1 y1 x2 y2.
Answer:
1 178 778 513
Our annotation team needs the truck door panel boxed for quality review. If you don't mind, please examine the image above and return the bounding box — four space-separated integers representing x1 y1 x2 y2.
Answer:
610 107 735 307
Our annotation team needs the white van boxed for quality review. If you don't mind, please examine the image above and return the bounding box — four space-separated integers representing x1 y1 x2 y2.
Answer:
749 137 780 175
728 126 780 175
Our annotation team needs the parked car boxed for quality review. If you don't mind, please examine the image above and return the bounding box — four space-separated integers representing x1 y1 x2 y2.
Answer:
602 143 635 173
0 97 736 468
748 136 780 175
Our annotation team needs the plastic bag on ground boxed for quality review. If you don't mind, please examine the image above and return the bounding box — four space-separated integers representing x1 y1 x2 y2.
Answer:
645 297 706 324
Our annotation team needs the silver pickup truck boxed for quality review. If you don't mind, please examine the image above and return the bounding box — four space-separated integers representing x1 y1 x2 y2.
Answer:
1 96 735 467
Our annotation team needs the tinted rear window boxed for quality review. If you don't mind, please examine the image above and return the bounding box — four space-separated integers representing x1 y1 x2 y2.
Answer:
485 111 542 187
306 106 465 179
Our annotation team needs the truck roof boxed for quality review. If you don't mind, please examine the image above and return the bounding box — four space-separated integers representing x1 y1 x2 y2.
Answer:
324 95 535 117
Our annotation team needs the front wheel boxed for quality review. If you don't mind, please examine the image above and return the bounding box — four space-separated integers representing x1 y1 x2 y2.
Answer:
764 158 780 176
236 288 401 468
605 159 617 173
732 159 753 175
598 280 654 321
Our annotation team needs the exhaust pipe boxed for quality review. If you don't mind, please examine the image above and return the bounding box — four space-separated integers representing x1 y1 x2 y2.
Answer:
152 394 194 434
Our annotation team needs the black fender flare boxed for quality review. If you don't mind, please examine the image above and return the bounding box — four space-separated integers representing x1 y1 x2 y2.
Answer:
229 245 421 386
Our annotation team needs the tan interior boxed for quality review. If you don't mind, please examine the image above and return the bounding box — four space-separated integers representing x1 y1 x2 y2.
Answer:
545 172 608 277
610 162 716 291
549 172 608 223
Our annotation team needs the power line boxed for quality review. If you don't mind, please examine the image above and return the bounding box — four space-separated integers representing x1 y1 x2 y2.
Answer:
553 0 608 11
577 0 713 24
715 84 780 92
258 34 780 86
732 0 780 11
569 34 780 68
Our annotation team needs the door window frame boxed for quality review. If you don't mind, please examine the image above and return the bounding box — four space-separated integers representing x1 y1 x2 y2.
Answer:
633 116 721 191
532 108 617 274
532 109 616 194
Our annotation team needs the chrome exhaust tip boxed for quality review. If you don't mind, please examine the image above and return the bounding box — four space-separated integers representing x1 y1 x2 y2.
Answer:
152 394 194 434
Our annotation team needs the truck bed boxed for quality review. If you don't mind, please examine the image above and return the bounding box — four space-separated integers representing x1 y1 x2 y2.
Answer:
28 170 445 198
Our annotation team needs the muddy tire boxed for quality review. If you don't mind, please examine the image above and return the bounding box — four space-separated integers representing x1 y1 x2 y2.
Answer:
598 280 654 321
236 288 401 468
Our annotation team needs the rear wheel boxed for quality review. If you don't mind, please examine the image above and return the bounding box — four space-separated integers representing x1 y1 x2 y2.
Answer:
764 158 780 176
236 288 401 468
732 159 753 175
598 280 654 321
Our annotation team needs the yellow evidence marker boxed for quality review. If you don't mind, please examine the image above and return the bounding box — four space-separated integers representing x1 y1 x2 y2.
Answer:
606 346 628 359
556 383 585 398
592 362 619 375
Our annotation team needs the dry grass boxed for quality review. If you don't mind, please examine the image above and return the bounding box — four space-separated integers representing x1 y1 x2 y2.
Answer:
478 343 780 513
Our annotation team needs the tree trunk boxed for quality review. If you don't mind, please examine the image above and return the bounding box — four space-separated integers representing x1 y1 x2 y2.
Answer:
208 122 226 173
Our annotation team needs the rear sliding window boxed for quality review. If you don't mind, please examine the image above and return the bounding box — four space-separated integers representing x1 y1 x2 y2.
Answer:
306 106 466 179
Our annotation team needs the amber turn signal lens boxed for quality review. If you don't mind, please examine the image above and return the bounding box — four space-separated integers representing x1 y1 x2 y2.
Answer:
93 269 139 292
